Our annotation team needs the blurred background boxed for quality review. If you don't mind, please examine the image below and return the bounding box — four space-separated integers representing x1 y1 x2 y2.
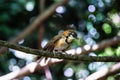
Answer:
0 0 120 80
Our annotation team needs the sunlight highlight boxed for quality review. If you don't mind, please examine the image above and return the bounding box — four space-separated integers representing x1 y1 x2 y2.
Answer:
39 58 50 66
9 49 35 61
26 62 38 73
86 68 109 80
66 49 76 55
0 70 20 80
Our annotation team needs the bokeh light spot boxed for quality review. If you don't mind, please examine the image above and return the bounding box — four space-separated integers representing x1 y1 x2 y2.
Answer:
76 70 89 79
84 45 91 51
102 23 112 34
116 47 120 56
25 2 34 11
76 47 82 54
111 13 120 24
12 66 20 71
9 58 17 65
88 14 96 22
18 39 24 44
96 13 104 21
92 44 99 50
105 0 111 3
23 76 31 80
64 68 74 77
84 36 96 45
88 5 96 12
89 52 97 56
86 22 94 31
98 0 104 7
41 39 48 48
56 6 66 14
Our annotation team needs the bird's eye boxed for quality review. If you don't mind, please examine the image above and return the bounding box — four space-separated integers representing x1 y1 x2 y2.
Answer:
70 32 77 38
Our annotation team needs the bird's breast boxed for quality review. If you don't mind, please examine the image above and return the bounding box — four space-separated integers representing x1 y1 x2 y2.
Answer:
54 38 69 51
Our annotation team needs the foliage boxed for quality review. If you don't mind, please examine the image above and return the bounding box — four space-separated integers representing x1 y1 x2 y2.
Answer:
0 0 120 80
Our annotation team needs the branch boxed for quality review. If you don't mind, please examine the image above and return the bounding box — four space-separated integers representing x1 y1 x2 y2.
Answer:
0 59 63 80
10 0 69 43
38 0 45 49
39 0 45 13
0 36 120 62
0 0 69 54
85 63 120 80
39 0 53 80
0 36 120 79
79 36 120 55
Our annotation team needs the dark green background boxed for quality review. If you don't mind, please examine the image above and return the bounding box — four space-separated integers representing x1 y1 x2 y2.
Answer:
0 0 120 80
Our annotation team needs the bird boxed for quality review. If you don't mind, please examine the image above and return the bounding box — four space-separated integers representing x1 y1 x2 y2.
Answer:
37 29 77 62
43 29 77 51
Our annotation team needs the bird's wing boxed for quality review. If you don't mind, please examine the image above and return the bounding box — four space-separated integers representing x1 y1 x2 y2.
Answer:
43 34 62 51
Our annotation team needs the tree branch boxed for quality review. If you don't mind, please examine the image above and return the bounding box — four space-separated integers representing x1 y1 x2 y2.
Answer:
38 0 45 49
0 36 120 62
0 0 69 54
85 63 120 80
39 0 53 80
0 59 63 80
0 36 120 79
79 36 120 55
10 0 69 44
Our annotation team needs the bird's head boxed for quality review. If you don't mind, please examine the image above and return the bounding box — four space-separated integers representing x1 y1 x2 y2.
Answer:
62 30 77 43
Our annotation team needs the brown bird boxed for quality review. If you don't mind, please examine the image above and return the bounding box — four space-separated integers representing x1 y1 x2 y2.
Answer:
38 29 77 62
43 29 77 52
